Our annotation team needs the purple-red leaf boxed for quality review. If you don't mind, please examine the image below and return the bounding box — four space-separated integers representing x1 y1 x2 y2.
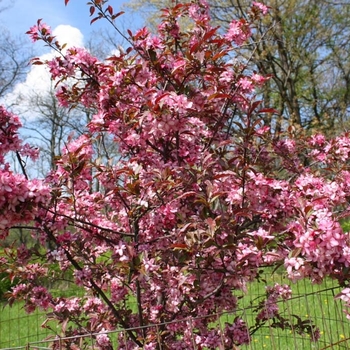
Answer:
107 5 113 16
90 16 101 25
112 11 125 20
257 108 279 114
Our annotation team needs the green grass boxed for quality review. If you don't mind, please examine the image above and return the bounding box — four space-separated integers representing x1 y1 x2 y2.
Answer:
0 285 83 349
229 272 350 350
1 273 350 349
0 302 50 349
340 218 350 234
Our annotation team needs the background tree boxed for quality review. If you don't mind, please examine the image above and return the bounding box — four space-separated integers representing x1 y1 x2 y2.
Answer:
0 0 32 99
0 30 32 99
124 0 350 133
18 87 80 174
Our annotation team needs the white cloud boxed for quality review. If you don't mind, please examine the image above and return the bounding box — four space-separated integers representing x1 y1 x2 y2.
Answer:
2 25 84 120
53 25 84 49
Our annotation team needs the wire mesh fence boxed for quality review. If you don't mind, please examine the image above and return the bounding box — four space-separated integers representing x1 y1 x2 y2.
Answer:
1 273 350 349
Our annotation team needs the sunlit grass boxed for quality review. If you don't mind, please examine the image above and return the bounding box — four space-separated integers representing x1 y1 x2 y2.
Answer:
233 271 350 350
0 302 49 348
1 272 350 349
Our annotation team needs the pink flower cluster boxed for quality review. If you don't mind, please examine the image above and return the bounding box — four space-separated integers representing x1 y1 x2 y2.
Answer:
252 1 269 15
335 288 350 320
26 20 52 42
3 0 350 348
12 284 52 313
225 19 252 46
257 284 292 321
223 318 251 346
0 107 49 235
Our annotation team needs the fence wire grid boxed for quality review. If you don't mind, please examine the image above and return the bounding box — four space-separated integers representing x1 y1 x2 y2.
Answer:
1 274 350 350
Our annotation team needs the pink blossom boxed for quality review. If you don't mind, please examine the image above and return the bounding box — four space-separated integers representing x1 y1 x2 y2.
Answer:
251 72 268 85
224 319 251 345
257 284 292 321
309 133 326 146
225 19 251 45
96 330 111 349
188 0 210 22
26 21 52 42
335 289 350 320
252 2 269 15
238 77 254 93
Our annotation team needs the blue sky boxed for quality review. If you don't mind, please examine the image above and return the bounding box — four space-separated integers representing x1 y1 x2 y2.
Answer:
2 0 143 46
1 0 146 117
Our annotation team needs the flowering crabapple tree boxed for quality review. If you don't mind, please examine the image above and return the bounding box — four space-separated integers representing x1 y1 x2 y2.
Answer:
2 0 350 348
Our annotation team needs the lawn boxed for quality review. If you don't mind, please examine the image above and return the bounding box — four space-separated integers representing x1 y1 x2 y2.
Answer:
0 286 83 349
0 302 50 349
234 273 350 350
1 272 350 349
